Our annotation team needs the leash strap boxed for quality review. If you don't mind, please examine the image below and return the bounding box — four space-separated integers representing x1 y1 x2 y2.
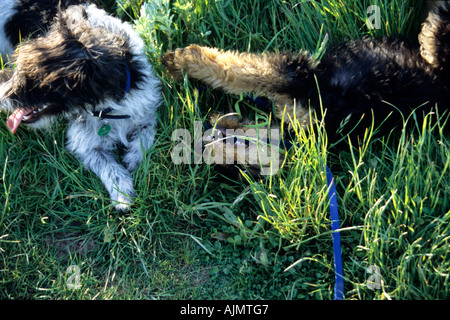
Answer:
326 165 345 300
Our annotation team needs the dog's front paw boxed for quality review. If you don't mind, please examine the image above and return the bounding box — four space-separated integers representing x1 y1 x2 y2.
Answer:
113 193 134 212
161 45 206 81
161 50 184 81
114 200 131 212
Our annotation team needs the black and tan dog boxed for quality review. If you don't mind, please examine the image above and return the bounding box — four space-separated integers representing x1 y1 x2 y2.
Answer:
162 1 449 176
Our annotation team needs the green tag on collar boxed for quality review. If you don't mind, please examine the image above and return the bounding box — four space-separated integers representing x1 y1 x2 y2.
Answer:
98 123 111 136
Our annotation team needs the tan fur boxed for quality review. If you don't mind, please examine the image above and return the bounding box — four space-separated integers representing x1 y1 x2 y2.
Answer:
204 112 282 174
209 112 254 131
419 1 450 67
162 44 312 128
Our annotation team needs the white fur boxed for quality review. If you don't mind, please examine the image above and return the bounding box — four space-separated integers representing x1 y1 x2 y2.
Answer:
67 5 161 210
0 0 17 59
0 3 162 211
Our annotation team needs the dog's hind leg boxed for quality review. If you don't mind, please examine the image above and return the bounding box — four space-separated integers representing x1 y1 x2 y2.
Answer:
162 45 318 128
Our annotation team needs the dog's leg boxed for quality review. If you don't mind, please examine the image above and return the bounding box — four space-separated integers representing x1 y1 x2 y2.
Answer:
80 148 136 211
122 124 156 171
66 124 135 211
162 45 317 128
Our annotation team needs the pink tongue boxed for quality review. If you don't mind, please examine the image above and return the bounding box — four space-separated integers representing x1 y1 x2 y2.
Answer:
6 109 26 134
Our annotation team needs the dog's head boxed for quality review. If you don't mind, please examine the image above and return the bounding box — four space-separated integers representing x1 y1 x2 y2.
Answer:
1 5 134 133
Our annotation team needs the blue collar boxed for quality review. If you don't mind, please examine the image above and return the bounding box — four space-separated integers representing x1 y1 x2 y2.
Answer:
125 63 131 94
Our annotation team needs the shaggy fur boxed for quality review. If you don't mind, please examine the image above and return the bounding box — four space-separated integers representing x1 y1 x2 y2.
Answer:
163 1 450 176
0 0 161 210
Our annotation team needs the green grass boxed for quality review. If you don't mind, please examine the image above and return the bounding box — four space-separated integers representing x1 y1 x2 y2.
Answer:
1 0 449 300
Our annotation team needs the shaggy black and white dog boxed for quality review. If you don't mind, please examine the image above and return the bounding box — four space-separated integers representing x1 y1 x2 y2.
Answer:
0 0 161 210
163 1 449 175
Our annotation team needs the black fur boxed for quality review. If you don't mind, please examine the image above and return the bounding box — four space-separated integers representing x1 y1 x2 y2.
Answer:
4 0 91 47
162 1 450 179
281 36 449 143
4 4 146 114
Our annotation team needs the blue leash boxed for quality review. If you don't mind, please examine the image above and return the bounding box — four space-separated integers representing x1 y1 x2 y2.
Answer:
325 165 345 300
